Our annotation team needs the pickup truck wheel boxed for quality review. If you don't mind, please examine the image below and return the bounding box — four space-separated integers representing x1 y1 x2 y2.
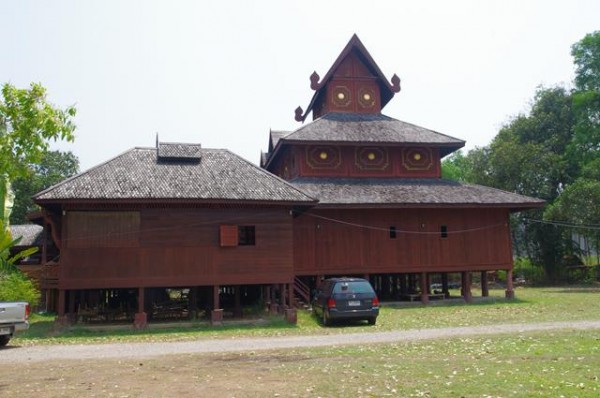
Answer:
0 335 10 347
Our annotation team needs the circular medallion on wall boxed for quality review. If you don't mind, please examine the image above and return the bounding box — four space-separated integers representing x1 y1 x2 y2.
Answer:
402 148 433 171
306 146 342 169
355 147 389 170
331 86 352 107
358 87 376 109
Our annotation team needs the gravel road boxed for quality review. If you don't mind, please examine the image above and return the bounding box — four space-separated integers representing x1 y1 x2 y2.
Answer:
4 320 600 364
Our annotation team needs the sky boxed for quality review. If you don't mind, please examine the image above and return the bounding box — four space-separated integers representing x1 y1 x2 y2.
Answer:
2 0 600 172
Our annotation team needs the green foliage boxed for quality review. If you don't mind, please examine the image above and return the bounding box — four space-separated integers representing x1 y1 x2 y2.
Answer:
454 87 577 279
570 31 600 170
441 150 475 182
545 179 600 263
0 82 76 181
0 271 40 306
572 30 600 91
10 150 79 224
513 257 546 285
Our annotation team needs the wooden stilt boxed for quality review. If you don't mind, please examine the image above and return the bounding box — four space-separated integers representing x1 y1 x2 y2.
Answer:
211 285 223 325
234 285 242 317
505 270 515 299
481 271 489 297
420 273 429 304
280 283 286 312
441 273 450 298
134 287 147 329
462 272 473 302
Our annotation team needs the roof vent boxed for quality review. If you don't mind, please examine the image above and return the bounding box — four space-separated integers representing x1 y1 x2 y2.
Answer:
157 142 202 162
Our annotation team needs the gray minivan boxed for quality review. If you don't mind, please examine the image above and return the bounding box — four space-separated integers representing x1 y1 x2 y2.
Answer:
312 277 379 326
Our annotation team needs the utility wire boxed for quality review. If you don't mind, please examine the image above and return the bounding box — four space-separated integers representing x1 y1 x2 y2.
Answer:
524 218 600 231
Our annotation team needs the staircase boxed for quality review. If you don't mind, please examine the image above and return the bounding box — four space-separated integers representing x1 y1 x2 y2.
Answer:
293 277 311 309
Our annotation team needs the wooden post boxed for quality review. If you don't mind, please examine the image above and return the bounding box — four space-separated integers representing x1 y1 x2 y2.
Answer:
441 273 450 298
420 273 429 304
280 283 286 312
68 290 76 317
399 274 407 296
189 287 198 320
58 289 66 317
269 284 278 314
505 270 515 299
233 285 242 317
211 285 223 325
134 287 147 329
288 282 294 308
55 289 71 326
481 271 489 297
462 272 472 303
285 282 297 324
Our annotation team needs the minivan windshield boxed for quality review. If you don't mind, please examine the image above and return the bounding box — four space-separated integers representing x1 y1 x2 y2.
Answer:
333 281 374 294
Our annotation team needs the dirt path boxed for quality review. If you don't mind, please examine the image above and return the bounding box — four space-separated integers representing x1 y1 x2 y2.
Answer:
4 320 600 363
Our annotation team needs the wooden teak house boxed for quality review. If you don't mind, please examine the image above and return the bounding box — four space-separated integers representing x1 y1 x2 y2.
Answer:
33 35 543 326
262 34 543 303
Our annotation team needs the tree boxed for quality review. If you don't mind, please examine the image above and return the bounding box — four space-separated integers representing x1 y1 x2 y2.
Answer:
453 87 576 281
545 179 600 265
570 31 600 168
0 82 75 303
10 150 79 224
1 83 76 182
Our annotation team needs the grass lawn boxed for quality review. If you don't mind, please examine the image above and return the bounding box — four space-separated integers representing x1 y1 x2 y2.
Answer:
5 285 600 397
13 285 600 346
5 329 599 397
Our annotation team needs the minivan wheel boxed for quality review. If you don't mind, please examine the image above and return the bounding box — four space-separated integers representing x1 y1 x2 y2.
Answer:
368 317 376 325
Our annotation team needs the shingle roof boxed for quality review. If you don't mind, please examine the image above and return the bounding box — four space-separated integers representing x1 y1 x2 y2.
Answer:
264 113 465 167
9 224 43 246
269 130 290 152
290 177 545 209
284 113 464 146
157 142 202 160
34 147 316 204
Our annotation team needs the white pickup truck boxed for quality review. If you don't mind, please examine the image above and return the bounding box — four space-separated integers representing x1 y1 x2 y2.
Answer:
0 302 30 347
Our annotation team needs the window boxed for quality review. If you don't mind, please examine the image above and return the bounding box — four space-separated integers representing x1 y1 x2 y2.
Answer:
238 226 256 246
389 226 397 239
441 225 448 239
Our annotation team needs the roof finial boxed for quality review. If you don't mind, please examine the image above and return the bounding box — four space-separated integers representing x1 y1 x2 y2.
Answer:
310 71 321 90
155 132 159 148
294 106 304 122
391 74 401 93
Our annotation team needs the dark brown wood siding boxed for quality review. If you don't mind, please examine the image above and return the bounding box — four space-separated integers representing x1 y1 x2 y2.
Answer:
59 208 294 289
294 208 513 275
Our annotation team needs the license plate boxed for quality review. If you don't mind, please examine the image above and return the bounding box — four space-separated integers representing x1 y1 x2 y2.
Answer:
0 327 10 335
348 300 361 307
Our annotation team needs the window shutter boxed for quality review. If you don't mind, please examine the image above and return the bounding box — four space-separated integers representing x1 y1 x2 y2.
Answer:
220 225 238 247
